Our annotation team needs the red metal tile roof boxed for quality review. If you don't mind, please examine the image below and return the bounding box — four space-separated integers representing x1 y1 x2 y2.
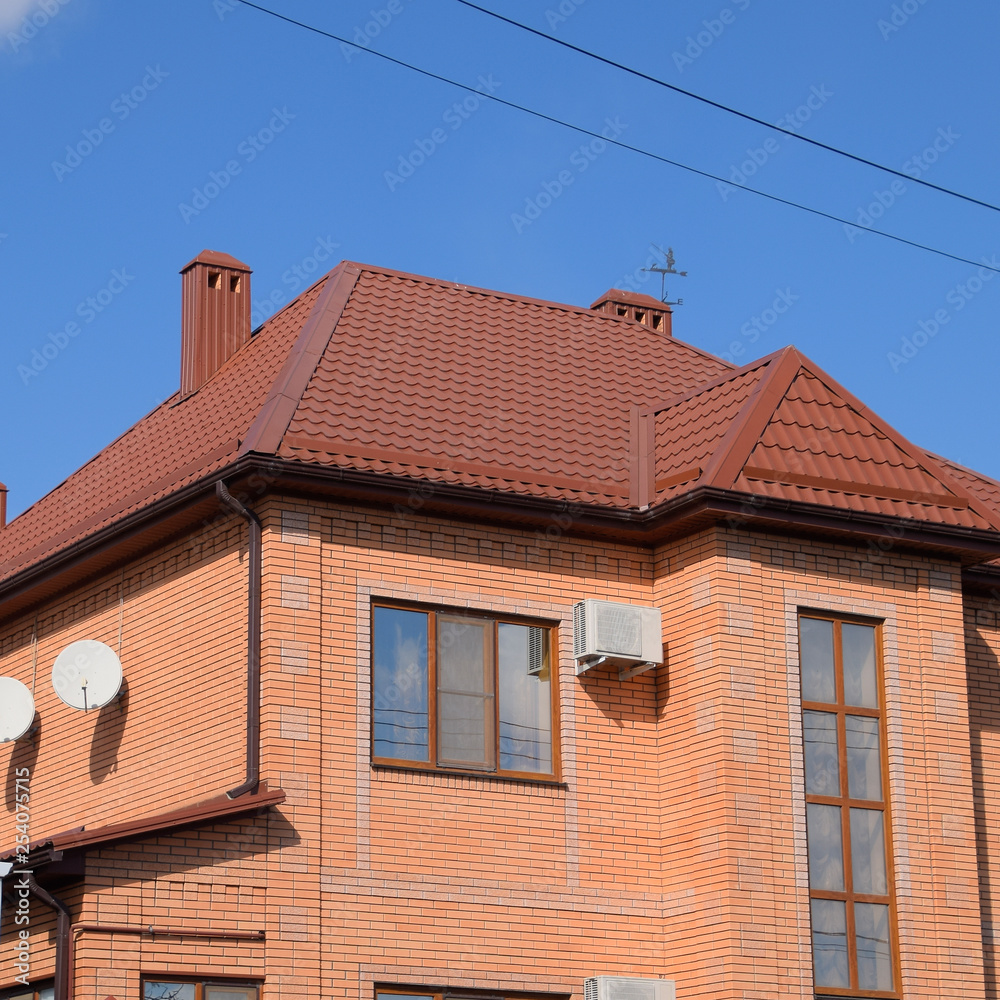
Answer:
273 267 728 507
0 279 325 583
652 361 771 498
4 262 1000 589
2 782 285 859
645 347 1000 532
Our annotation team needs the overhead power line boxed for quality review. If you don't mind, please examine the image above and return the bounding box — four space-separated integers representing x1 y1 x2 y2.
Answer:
452 0 1000 216
232 0 1000 275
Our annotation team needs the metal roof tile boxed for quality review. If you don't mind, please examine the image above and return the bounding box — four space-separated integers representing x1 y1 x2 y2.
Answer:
5 264 1000 588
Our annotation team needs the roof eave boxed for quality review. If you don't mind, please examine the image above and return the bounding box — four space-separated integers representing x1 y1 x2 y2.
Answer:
644 486 1000 563
2 782 285 865
5 461 1000 615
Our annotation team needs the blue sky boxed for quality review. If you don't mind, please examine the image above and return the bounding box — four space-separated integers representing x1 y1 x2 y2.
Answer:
2 0 998 519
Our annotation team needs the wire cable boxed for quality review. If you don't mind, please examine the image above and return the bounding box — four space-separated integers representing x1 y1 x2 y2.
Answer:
452 0 1000 216
232 0 1000 274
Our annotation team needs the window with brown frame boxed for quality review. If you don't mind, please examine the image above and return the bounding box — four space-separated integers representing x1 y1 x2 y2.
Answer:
1 984 53 1000
377 987 563 1000
143 981 258 1000
372 603 557 778
799 612 898 998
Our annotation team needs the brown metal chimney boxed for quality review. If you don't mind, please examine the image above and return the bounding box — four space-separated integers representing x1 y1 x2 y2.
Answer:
180 250 252 396
590 289 673 336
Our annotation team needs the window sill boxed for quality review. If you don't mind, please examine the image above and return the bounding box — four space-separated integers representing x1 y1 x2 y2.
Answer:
371 762 568 789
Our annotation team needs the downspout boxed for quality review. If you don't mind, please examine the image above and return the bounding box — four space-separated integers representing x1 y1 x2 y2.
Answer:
216 481 261 798
26 877 70 1000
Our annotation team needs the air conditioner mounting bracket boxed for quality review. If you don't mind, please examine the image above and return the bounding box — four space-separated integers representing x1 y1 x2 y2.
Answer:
618 660 657 681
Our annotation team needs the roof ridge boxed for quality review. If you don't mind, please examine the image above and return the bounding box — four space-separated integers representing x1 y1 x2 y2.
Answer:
344 260 731 373
338 259 736 384
698 347 803 490
791 355 1000 531
927 450 999 479
250 269 331 333
2 391 180 530
347 259 613 316
640 348 782 416
240 263 362 458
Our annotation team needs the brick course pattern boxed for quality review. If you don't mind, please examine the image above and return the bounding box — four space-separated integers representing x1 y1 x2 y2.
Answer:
0 497 995 1000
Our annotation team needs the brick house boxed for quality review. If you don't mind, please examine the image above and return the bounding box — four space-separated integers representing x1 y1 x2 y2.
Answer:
2 251 1000 1000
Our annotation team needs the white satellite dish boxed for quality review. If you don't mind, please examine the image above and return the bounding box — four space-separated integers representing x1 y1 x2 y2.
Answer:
52 640 123 711
0 678 35 742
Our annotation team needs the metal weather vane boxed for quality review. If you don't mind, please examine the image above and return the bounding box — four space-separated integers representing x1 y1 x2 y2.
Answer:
642 244 688 305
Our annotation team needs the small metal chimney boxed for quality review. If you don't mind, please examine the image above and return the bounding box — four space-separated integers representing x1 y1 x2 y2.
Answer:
590 289 672 336
180 250 252 396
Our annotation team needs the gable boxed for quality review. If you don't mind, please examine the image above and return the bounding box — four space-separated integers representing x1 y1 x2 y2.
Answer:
648 348 1000 533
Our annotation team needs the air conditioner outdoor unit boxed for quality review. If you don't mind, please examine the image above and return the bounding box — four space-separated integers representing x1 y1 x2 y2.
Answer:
584 977 675 1000
573 600 663 677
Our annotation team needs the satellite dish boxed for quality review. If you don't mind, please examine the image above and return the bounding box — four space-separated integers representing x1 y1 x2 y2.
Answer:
52 640 123 711
0 677 36 742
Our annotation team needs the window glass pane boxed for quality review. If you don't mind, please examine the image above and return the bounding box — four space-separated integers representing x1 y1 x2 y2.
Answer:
855 902 894 990
842 623 878 708
145 986 196 1000
373 607 429 761
39 992 55 1000
846 715 882 800
800 618 835 703
806 803 844 890
438 616 494 768
811 899 849 988
438 615 490 691
377 995 434 1000
498 623 552 773
850 808 888 895
438 692 494 766
206 990 256 1000
803 711 839 796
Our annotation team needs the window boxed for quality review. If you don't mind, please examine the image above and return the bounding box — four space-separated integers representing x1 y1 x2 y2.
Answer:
377 988 561 1000
2 986 53 1000
372 603 556 777
143 982 258 1000
799 613 897 997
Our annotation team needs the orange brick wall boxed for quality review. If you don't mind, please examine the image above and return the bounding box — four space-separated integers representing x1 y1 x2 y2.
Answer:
0 520 248 841
964 590 1000 998
655 528 985 998
0 495 996 1000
